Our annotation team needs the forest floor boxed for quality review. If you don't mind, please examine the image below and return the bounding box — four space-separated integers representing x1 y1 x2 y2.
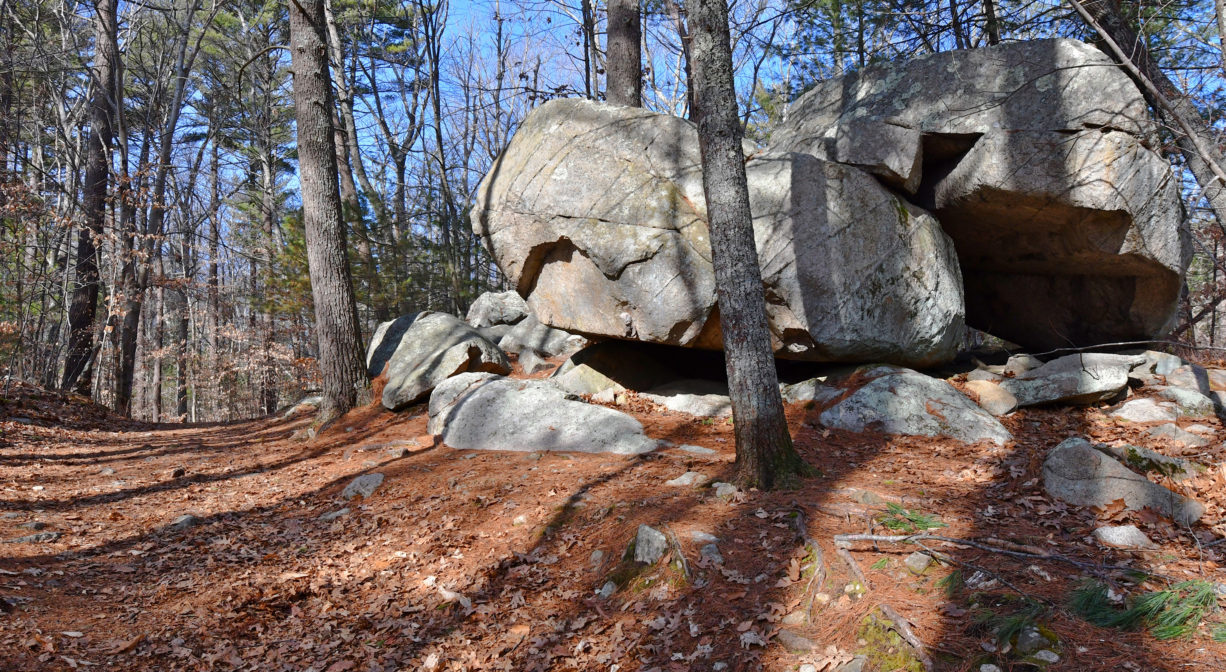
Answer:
1 361 1225 671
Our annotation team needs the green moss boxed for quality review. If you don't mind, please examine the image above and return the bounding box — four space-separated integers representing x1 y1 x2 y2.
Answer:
856 611 925 672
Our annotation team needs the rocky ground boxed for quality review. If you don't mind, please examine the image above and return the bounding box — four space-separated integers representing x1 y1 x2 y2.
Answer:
1 357 1225 672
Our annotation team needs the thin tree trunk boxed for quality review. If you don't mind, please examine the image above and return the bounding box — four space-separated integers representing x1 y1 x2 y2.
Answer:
176 289 189 420
606 0 641 107
63 0 118 395
688 0 810 489
289 0 367 421
662 0 695 118
983 0 1002 45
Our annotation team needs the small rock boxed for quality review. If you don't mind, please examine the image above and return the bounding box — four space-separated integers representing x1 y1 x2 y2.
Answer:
171 514 199 531
589 549 604 567
512 514 527 526
17 521 45 531
964 380 1018 416
318 508 349 522
700 543 723 564
904 551 933 575
341 473 385 500
665 471 706 487
30 485 44 492
1032 650 1060 664
1015 626 1052 654
800 665 818 672
781 610 807 625
1110 398 1178 423
99 468 115 476
634 525 668 564
1146 423 1209 448
597 581 617 599
676 444 716 456
1092 524 1157 549
979 665 1002 672
0 513 19 520
1154 385 1217 417
518 348 553 375
362 460 379 468
169 467 186 478
712 482 737 498
836 658 868 672
690 530 719 543
3 531 60 544
775 629 815 653
713 663 728 672
966 368 1003 382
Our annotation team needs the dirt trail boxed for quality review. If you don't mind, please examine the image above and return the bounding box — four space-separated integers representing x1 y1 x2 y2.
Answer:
1 380 1223 671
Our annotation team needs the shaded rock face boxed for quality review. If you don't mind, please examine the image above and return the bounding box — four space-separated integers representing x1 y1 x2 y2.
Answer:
465 290 529 328
427 372 658 455
472 98 964 367
379 312 511 411
998 353 1144 407
774 38 1189 351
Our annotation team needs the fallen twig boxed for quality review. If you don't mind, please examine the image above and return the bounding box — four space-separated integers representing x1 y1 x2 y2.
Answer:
836 546 870 590
878 603 935 672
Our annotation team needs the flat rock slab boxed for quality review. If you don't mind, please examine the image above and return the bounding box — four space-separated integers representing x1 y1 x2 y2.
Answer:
963 379 1018 416
1111 398 1178 423
1042 437 1203 525
341 473 385 500
1146 423 1209 448
641 379 732 417
380 312 511 411
428 373 658 455
1093 524 1157 549
819 369 1011 445
1000 353 1144 407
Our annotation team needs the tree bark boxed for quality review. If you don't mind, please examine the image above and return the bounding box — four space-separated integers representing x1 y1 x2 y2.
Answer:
1070 0 1226 232
688 0 810 489
289 0 367 421
63 0 118 395
606 0 641 106
983 0 1002 45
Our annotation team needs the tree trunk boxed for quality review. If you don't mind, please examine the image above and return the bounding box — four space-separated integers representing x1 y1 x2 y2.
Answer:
1071 0 1226 232
606 0 641 107
688 0 810 489
983 0 1002 45
289 0 367 421
63 0 118 395
176 290 190 420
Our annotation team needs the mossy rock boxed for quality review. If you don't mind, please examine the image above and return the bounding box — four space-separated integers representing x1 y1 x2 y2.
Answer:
856 610 925 672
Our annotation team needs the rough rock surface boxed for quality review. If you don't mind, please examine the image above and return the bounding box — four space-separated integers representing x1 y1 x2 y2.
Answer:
472 98 964 366
341 473 384 500
1042 437 1203 525
427 372 658 455
465 290 529 328
1093 525 1157 550
774 38 1188 351
999 353 1144 407
366 314 418 378
1110 398 1178 424
380 312 511 411
780 378 843 405
498 315 586 358
964 379 1018 416
819 368 1011 445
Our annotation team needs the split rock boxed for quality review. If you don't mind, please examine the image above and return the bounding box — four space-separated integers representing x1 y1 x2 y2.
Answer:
380 312 511 411
999 353 1144 407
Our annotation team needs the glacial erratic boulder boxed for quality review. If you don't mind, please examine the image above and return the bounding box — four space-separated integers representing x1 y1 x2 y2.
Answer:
774 38 1189 351
471 98 965 367
379 312 511 411
427 372 658 455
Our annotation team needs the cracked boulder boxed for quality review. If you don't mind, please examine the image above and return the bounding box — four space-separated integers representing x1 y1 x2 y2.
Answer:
773 38 1189 351
471 98 964 366
377 312 511 411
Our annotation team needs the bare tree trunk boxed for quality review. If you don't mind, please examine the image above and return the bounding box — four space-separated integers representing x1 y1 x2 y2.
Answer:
1070 0 1226 232
688 0 810 489
983 0 1002 45
663 0 696 118
606 0 641 107
63 0 118 395
289 0 367 421
176 289 189 420
151 259 165 422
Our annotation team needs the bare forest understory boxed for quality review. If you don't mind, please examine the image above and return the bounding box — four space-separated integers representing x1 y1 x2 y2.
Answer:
1 357 1225 672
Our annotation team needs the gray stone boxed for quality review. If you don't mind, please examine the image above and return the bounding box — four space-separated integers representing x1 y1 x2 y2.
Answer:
365 314 418 378
319 508 350 522
1164 364 1226 393
465 290 529 328
472 98 965 367
341 473 385 500
1032 650 1060 664
641 380 732 417
665 471 707 487
1097 443 1203 481
428 373 658 455
774 39 1187 352
1147 423 1209 448
1133 350 1184 376
1092 524 1157 549
98 467 115 476
380 312 511 411
170 515 199 531
17 521 45 531
690 531 719 543
550 363 625 397
476 324 513 344
700 543 724 564
1002 354 1044 376
517 348 553 375
676 444 717 456
1042 437 1204 524
634 524 668 564
589 550 604 567
979 666 1002 672
3 531 60 544
1000 353 1144 407
1153 386 1217 417
781 378 843 405
1110 398 1178 423
1016 626 1053 655
776 629 815 653
964 379 1018 416
966 368 1003 383
820 368 1011 445
597 581 617 599
712 482 738 498
498 315 585 358
904 551 933 575
837 658 868 672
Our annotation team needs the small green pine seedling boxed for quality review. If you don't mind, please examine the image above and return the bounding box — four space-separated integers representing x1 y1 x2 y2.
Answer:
870 557 889 570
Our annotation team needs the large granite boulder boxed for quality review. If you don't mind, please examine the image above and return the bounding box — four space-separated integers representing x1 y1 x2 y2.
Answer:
466 290 529 328
427 372 658 454
471 98 965 367
378 312 511 411
773 38 1189 351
